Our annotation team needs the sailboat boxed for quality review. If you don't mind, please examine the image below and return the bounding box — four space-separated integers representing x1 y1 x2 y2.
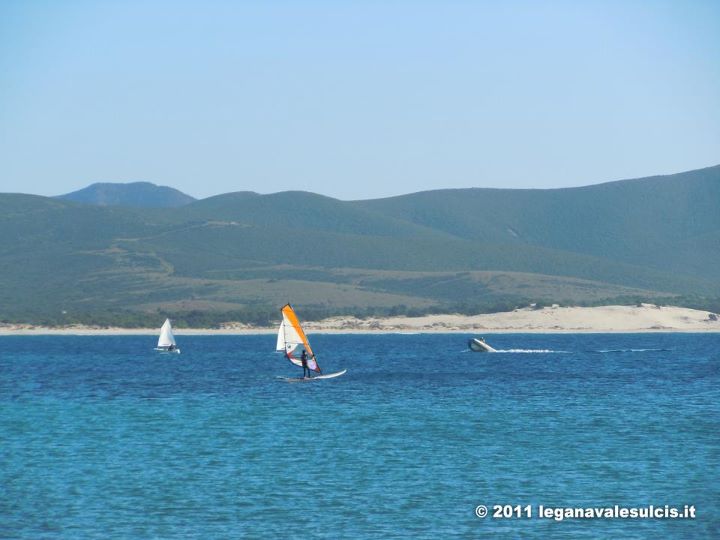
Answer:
275 303 346 381
155 318 181 354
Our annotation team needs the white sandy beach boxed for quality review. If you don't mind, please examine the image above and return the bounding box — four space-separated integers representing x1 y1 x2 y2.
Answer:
0 304 718 335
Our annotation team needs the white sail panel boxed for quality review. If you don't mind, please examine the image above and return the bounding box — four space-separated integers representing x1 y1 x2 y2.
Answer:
281 312 303 348
158 318 176 348
279 315 304 367
276 321 285 352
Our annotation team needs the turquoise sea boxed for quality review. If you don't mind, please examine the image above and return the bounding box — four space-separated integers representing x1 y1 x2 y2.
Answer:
1 333 718 538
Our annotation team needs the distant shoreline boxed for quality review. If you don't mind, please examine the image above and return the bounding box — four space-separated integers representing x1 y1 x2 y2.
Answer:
1 305 718 335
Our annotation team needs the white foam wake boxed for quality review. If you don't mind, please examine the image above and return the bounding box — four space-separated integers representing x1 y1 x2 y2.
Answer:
494 349 566 354
594 348 668 353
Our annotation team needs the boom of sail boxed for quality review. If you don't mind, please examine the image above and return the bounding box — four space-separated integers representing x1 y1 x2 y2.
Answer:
276 304 320 372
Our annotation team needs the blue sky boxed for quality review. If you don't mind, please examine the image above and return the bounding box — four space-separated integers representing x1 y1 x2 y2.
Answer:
1 0 718 200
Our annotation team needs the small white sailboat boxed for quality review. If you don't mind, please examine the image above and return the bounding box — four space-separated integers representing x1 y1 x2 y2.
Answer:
155 318 181 354
468 337 496 353
275 303 345 381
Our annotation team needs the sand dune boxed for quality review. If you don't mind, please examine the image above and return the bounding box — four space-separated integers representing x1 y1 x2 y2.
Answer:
0 304 718 335
305 304 720 333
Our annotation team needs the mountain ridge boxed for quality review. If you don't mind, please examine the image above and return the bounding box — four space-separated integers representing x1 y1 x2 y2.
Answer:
2 165 718 326
57 181 196 208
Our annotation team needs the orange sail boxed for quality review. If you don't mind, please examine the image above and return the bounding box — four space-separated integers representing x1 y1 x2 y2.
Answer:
276 304 321 372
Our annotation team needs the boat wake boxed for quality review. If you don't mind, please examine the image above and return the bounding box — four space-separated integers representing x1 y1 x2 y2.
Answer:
593 348 670 353
494 349 567 354
461 348 567 354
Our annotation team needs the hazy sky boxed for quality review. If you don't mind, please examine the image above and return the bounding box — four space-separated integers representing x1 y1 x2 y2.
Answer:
1 0 718 200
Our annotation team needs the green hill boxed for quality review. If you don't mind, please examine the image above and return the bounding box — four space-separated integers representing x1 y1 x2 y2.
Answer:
1 166 718 326
355 166 720 282
58 182 196 208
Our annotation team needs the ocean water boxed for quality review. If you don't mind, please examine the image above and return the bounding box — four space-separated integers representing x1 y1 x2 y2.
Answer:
1 333 718 539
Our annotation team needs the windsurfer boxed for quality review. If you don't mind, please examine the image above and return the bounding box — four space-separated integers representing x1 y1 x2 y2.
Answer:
301 349 311 378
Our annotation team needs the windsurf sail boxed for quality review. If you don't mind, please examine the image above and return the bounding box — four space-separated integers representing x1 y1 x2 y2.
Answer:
158 318 176 348
276 304 321 372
